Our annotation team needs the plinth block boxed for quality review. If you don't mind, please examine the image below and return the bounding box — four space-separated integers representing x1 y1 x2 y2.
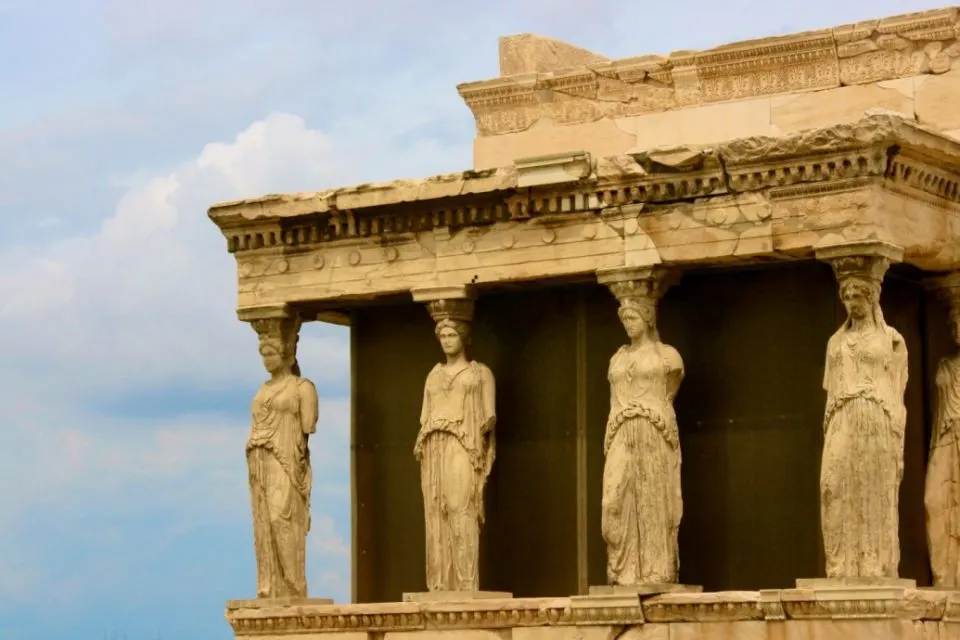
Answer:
589 583 703 597
227 597 334 609
402 590 513 603
796 577 917 590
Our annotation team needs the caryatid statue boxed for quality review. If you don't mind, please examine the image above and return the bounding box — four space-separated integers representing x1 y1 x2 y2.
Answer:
817 244 908 579
926 274 960 587
413 291 496 592
599 267 685 586
246 312 318 598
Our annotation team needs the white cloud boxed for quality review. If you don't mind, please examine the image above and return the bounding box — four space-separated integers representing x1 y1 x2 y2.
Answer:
0 108 470 609
0 113 359 401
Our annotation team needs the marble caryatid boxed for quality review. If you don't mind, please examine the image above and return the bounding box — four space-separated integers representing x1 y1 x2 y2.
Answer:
246 315 318 598
820 251 908 579
414 296 497 592
600 269 684 586
926 277 960 587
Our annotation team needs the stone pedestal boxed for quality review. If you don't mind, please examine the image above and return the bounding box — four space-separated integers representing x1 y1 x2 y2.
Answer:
402 590 513 602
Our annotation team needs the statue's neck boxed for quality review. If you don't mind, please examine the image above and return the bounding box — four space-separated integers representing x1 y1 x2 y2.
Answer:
445 354 468 366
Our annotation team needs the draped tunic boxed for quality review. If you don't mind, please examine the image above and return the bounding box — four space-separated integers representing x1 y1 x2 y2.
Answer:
415 361 495 591
821 323 907 578
602 343 684 585
246 375 316 598
926 356 960 586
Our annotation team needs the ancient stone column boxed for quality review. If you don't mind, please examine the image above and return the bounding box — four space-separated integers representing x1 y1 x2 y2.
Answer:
408 285 505 600
925 273 960 587
594 266 695 595
814 241 909 582
239 304 320 599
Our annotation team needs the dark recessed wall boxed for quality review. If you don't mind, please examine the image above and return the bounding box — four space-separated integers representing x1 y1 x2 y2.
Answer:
350 261 938 602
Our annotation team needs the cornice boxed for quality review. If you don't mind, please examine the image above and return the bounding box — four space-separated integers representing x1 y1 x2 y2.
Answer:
207 115 960 257
225 589 960 636
455 7 960 134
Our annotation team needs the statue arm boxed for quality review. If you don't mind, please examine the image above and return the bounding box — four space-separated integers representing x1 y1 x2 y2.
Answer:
663 345 685 402
299 378 319 435
607 348 625 421
891 329 909 400
480 364 497 433
932 358 949 445
822 334 837 399
419 376 432 428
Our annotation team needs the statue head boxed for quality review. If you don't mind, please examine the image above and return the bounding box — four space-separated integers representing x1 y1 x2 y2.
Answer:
435 318 471 356
607 278 662 343
830 255 888 330
839 277 878 323
426 297 474 358
617 297 658 342
251 317 301 376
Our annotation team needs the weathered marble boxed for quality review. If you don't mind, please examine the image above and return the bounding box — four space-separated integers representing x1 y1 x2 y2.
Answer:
597 267 685 587
245 310 318 598
927 273 960 588
816 242 908 579
412 286 497 593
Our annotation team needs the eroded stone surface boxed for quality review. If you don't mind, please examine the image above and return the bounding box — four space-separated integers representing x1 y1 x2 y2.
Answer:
245 311 318 598
816 243 908 580
499 33 609 76
926 274 960 588
456 8 960 166
459 7 960 141
412 287 497 593
597 268 684 587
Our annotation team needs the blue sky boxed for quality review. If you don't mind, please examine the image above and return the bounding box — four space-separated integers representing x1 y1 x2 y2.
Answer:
0 0 946 638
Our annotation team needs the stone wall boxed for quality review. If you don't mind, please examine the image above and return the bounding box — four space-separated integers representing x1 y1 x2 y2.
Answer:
458 7 960 169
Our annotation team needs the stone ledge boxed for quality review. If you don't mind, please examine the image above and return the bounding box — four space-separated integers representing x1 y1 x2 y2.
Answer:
207 114 960 308
225 588 960 636
208 114 960 234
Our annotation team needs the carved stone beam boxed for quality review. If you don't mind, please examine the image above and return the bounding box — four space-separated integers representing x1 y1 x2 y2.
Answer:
597 266 678 306
815 240 904 289
411 285 476 325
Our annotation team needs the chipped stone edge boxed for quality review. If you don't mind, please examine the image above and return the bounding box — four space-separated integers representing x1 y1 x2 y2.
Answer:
208 114 960 230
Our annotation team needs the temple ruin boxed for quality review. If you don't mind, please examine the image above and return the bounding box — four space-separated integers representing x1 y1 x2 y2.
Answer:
209 6 960 639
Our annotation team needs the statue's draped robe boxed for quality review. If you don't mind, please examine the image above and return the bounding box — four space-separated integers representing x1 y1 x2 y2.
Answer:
415 361 495 592
926 356 960 586
821 324 907 578
247 376 313 597
602 344 683 585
